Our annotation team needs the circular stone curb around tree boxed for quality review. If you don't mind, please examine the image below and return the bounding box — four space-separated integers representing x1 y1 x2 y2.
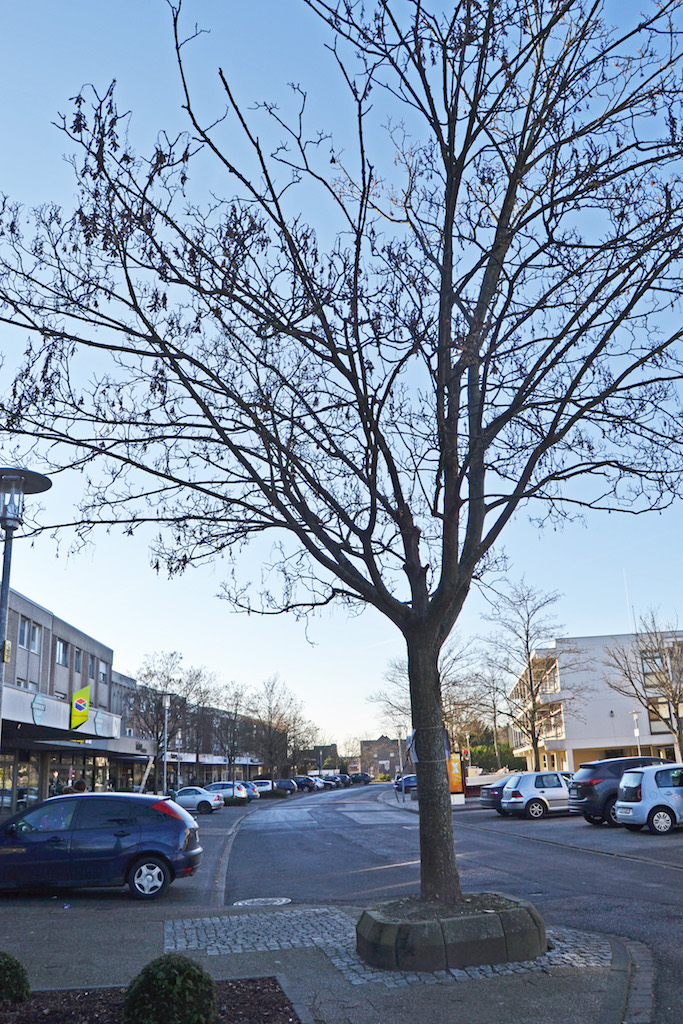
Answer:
356 892 547 972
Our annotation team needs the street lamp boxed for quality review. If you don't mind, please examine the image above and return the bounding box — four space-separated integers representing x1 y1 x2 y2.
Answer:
632 709 642 756
162 693 171 796
0 467 51 755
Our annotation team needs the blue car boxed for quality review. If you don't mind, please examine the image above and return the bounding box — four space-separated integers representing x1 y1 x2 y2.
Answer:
394 774 417 792
0 792 202 900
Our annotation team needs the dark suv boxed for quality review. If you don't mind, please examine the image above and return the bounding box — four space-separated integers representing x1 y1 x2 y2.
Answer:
0 792 202 899
568 756 670 826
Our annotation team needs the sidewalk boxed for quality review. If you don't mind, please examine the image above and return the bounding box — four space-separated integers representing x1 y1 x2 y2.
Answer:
0 896 654 1024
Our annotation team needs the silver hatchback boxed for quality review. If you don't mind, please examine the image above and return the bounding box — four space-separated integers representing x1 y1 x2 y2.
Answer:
500 771 572 819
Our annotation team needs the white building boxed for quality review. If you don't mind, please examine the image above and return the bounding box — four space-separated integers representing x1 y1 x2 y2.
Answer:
510 633 681 772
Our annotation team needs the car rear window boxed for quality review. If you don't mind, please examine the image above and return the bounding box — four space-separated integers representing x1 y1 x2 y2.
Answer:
619 771 643 789
504 775 522 788
571 767 599 782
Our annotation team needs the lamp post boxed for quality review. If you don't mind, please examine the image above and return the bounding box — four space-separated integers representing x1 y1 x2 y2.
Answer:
0 467 51 755
162 693 171 796
632 709 642 756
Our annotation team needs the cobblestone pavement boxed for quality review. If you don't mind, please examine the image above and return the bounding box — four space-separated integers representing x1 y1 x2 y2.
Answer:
164 907 613 989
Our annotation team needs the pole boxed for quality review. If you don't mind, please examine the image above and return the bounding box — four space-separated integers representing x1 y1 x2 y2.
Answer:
163 696 170 796
0 525 15 755
632 710 641 756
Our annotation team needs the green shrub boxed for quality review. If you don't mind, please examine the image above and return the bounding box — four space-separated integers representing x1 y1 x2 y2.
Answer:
123 953 216 1024
0 951 30 1005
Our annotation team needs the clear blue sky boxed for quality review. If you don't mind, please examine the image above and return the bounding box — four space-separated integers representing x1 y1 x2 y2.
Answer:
1 2 681 744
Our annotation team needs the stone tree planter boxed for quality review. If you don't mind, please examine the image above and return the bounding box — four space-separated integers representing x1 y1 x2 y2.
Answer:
356 892 546 972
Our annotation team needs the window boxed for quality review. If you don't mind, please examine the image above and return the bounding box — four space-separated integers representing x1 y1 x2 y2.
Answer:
19 800 76 833
99 662 108 685
74 649 82 674
656 768 683 788
88 655 95 679
18 617 29 648
72 797 131 829
16 678 26 689
55 639 68 667
30 624 41 654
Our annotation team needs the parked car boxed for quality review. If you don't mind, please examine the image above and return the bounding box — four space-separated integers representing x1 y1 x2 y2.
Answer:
292 775 317 792
253 779 274 793
241 781 260 800
274 779 298 793
479 777 515 815
0 792 202 900
500 771 571 819
350 772 372 785
394 774 418 793
615 763 683 834
322 775 343 788
204 781 248 805
174 786 224 815
568 756 670 827
336 774 351 787
317 776 336 790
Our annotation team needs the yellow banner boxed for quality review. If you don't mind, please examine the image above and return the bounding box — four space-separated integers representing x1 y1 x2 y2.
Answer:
70 685 90 730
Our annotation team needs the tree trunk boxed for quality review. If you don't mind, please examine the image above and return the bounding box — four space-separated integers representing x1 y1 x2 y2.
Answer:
407 634 462 905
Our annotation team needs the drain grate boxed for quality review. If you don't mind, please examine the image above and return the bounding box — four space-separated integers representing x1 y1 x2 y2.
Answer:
232 897 292 907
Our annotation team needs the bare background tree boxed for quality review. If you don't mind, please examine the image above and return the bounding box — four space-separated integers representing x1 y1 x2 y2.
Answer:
131 650 218 791
247 675 303 778
604 611 683 760
3 1 683 903
482 580 584 771
213 681 249 782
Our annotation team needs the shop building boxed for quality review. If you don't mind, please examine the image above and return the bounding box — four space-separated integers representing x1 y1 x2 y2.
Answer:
0 590 152 814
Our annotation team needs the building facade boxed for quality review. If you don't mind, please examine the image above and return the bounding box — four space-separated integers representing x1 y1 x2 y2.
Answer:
360 735 408 779
510 633 682 772
0 589 272 814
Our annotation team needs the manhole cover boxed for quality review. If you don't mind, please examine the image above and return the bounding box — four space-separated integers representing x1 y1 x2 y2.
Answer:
232 897 292 907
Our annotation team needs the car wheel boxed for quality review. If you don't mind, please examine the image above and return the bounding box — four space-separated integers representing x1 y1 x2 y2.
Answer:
495 808 511 816
128 857 171 900
583 812 603 825
623 823 644 832
526 799 547 819
198 801 212 814
604 798 620 827
648 807 675 835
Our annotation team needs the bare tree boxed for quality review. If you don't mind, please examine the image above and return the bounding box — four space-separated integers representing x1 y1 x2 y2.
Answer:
604 611 683 760
483 580 578 771
247 675 301 777
131 651 217 790
3 1 683 903
370 638 481 744
213 682 249 781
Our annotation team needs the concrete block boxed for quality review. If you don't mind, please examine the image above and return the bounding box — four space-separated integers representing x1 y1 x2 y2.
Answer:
499 906 545 962
441 912 506 969
395 919 446 972
356 909 398 969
